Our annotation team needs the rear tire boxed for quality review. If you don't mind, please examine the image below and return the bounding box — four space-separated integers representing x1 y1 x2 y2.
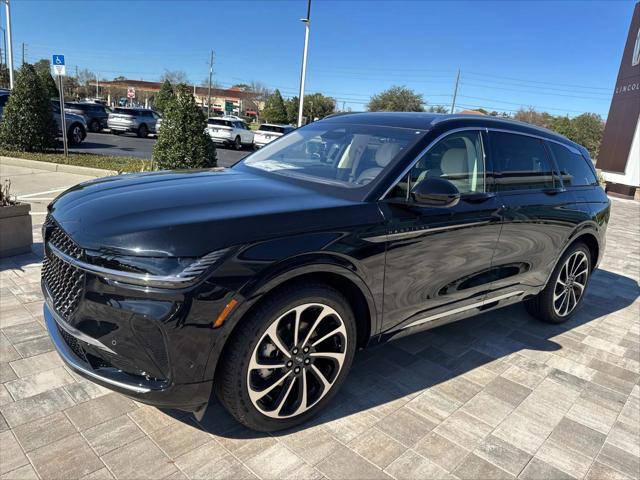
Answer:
234 136 242 150
525 242 591 324
215 283 356 431
137 124 148 138
89 119 101 133
68 124 85 145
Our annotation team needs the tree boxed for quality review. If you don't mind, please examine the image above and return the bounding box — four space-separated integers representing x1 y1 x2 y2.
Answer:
153 83 216 170
569 113 604 160
261 89 288 123
427 105 448 113
285 93 336 124
514 107 553 129
33 59 59 99
113 75 127 81
550 115 576 140
0 64 57 152
368 86 424 112
154 80 174 114
160 69 188 85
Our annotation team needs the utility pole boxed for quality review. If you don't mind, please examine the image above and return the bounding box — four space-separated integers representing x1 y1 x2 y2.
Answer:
0 27 5 67
96 72 99 98
3 0 13 88
297 0 311 127
20 41 24 66
450 68 460 114
207 50 214 118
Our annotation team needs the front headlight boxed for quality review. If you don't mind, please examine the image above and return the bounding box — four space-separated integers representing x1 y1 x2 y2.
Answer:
49 245 230 289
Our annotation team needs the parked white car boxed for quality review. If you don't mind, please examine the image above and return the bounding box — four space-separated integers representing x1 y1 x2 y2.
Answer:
206 117 254 150
253 123 295 148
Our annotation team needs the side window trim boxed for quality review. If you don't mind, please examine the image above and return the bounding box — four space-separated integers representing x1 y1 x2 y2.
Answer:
380 127 484 200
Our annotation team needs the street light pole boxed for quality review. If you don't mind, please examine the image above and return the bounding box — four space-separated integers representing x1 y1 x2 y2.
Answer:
3 0 14 89
207 50 214 118
297 0 311 127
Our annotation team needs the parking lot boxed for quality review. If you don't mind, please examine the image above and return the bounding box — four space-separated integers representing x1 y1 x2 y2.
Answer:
71 132 250 167
0 159 638 480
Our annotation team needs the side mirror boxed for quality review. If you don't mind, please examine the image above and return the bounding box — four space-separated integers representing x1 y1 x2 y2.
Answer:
410 177 461 208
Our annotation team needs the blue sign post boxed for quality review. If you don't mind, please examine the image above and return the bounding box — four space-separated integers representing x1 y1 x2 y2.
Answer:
52 54 68 156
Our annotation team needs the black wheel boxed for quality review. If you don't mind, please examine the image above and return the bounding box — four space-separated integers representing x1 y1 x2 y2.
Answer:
89 119 101 133
234 136 242 150
215 283 357 431
111 130 121 135
68 124 85 145
525 242 591 323
137 124 148 138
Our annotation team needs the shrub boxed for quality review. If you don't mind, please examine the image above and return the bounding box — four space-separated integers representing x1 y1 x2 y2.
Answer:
153 80 174 114
0 64 57 152
152 83 216 170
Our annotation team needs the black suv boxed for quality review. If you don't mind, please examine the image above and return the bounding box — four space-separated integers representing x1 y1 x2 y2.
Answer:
42 113 609 431
65 102 111 133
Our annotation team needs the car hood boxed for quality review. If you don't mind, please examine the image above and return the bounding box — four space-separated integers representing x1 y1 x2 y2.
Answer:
49 168 377 257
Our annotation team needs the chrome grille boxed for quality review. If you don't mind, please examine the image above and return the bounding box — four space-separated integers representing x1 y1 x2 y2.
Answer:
42 216 85 321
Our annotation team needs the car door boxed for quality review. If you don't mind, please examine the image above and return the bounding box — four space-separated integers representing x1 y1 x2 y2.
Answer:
487 130 576 297
379 129 503 333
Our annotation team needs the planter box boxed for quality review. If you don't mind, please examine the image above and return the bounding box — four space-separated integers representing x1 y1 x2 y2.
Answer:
0 203 33 257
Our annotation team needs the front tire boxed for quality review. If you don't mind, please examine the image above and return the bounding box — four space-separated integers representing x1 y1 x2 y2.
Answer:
234 135 242 150
68 124 85 145
215 283 356 431
525 242 591 323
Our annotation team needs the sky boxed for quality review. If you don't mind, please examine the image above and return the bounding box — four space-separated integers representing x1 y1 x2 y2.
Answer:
5 0 636 117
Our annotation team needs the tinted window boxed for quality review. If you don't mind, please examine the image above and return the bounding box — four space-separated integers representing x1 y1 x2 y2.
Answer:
549 142 597 187
388 130 485 199
490 132 555 191
208 119 232 127
258 125 286 134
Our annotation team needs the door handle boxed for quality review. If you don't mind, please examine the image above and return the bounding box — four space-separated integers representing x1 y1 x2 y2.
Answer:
463 192 496 203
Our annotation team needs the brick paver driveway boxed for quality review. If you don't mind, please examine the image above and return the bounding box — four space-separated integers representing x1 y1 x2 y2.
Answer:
1 198 638 480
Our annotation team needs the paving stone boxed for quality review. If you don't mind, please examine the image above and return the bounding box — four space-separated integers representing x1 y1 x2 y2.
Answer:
434 410 492 452
4 367 75 401
101 437 177 479
349 427 406 469
414 431 470 472
385 449 452 480
519 457 578 480
0 386 11 408
607 421 640 457
83 414 145 456
586 461 634 480
245 442 310 480
8 351 62 378
0 363 16 384
1 322 46 345
375 406 436 448
461 390 515 427
483 376 532 407
548 417 607 459
453 453 515 479
65 392 137 431
0 305 33 329
12 336 53 358
536 438 594 479
172 439 230 479
0 463 39 480
474 434 531 476
0 431 28 475
279 424 342 465
149 419 212 459
493 411 553 455
80 467 115 480
63 380 109 403
127 405 180 434
0 387 75 428
12 411 76 452
597 443 640 479
0 335 21 364
29 433 103 480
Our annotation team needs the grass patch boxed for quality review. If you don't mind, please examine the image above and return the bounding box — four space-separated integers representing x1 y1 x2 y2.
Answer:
0 149 152 173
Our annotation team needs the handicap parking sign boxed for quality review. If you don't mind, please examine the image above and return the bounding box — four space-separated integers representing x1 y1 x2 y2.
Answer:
52 54 66 75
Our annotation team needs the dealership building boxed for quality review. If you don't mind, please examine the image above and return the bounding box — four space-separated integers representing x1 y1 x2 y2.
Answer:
598 2 640 199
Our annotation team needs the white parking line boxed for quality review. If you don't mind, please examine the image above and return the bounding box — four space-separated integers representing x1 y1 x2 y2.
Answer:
18 187 72 199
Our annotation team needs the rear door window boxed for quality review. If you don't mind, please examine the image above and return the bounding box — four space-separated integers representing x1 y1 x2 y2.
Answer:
490 131 556 191
548 142 598 187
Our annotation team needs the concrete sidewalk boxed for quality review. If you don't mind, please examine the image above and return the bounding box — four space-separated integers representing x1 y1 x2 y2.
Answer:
0 198 638 480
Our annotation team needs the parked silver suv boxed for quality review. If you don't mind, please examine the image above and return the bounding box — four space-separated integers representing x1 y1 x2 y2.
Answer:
51 103 87 145
107 108 160 137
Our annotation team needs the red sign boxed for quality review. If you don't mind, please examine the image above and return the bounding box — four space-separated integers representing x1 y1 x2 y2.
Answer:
127 87 136 99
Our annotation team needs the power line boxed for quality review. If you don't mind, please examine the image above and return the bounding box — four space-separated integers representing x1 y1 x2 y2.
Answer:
460 80 611 102
464 70 611 91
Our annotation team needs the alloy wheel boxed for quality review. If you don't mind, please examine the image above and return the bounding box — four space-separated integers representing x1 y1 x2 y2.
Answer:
246 303 347 419
71 126 82 144
553 250 589 317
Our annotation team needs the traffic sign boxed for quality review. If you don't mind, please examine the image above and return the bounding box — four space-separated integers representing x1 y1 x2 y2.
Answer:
127 87 135 99
52 54 66 76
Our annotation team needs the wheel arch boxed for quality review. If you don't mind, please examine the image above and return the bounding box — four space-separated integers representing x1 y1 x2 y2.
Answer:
204 262 378 387
543 225 601 289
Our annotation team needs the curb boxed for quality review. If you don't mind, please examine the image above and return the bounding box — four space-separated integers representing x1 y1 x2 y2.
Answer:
0 156 118 177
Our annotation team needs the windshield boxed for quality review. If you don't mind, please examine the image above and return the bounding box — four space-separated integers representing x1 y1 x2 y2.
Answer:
239 122 424 188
